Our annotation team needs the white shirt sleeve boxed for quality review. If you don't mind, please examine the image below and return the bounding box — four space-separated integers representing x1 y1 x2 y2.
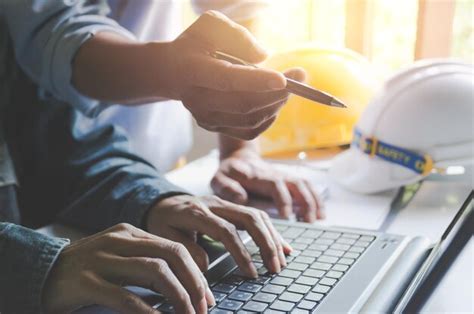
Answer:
191 0 270 22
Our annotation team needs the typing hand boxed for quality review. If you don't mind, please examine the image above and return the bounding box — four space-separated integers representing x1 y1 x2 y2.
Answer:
211 148 325 222
42 224 214 314
161 11 304 140
146 195 292 276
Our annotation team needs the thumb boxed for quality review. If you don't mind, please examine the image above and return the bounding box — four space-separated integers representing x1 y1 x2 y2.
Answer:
284 67 307 82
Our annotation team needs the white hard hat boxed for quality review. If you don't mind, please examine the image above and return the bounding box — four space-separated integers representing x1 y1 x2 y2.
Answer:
330 59 474 194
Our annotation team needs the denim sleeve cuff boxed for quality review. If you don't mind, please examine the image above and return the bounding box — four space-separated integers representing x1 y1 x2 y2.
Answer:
120 180 190 229
0 223 69 314
43 23 136 118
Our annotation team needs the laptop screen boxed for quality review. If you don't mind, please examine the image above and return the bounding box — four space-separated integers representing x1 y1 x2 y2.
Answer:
399 191 473 312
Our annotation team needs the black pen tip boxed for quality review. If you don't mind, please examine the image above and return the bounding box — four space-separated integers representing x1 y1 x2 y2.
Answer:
331 99 347 108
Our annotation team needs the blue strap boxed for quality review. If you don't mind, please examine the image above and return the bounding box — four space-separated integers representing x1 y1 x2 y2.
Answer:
352 128 433 175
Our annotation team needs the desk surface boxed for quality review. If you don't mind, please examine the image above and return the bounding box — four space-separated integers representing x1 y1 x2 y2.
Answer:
38 153 473 312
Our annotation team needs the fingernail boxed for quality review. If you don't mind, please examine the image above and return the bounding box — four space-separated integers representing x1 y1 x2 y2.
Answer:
279 251 287 267
271 256 281 273
206 287 216 306
248 263 258 278
199 297 207 313
267 78 286 90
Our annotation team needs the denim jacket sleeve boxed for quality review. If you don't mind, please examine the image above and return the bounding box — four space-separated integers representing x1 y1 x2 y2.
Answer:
0 0 135 118
7 90 188 231
0 222 69 314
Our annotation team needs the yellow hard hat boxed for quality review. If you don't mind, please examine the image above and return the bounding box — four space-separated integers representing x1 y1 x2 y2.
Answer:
260 45 378 156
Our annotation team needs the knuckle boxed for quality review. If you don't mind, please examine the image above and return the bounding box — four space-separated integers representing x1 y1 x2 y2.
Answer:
168 242 188 258
146 258 168 274
245 210 261 225
259 210 271 220
114 222 133 232
121 293 140 309
220 222 238 239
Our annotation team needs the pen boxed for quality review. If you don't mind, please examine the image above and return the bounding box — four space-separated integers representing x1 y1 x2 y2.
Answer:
212 51 347 108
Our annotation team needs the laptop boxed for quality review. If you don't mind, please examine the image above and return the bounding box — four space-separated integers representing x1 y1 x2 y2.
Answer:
78 191 473 313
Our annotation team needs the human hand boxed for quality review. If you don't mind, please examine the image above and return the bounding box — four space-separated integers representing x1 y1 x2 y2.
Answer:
42 224 214 314
146 195 292 278
211 148 325 222
159 10 304 140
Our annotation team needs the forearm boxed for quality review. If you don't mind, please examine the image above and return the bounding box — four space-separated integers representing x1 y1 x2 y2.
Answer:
72 32 177 104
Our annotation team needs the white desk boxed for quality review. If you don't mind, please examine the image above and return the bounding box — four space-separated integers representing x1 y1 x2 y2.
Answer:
38 153 473 313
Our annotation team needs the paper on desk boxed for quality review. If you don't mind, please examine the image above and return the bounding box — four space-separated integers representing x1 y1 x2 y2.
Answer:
166 151 398 230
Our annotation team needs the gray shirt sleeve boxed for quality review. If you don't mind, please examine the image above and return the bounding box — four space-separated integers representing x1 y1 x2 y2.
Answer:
0 223 69 314
0 0 136 117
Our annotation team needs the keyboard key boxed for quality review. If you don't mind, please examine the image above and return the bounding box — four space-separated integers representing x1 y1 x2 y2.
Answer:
279 269 301 279
287 262 308 271
263 309 286 314
348 246 365 253
294 256 315 264
295 276 318 286
257 266 270 276
300 250 322 258
274 225 288 232
253 292 277 303
309 244 329 251
292 309 310 314
344 252 360 259
326 270 344 279
341 233 360 239
354 240 371 247
317 255 339 264
228 291 253 302
238 283 262 293
303 269 325 278
312 284 330 294
332 264 349 272
224 275 245 285
325 249 345 257
287 283 311 294
249 276 271 285
218 299 243 311
279 292 303 303
291 243 309 250
330 243 351 251
336 238 356 245
297 300 318 310
301 229 322 238
310 262 332 271
319 278 337 286
360 235 375 242
210 309 232 314
338 258 355 265
213 283 237 294
262 284 286 294
294 237 313 244
213 291 227 302
270 300 295 312
289 250 302 257
282 227 305 239
251 253 264 262
305 292 324 302
321 232 341 239
270 276 293 286
243 301 268 312
315 238 334 245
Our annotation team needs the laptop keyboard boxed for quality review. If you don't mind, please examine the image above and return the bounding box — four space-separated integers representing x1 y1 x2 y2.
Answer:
147 225 375 313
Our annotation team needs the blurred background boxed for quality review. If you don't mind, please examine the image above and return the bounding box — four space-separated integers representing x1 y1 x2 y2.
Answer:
182 0 473 161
